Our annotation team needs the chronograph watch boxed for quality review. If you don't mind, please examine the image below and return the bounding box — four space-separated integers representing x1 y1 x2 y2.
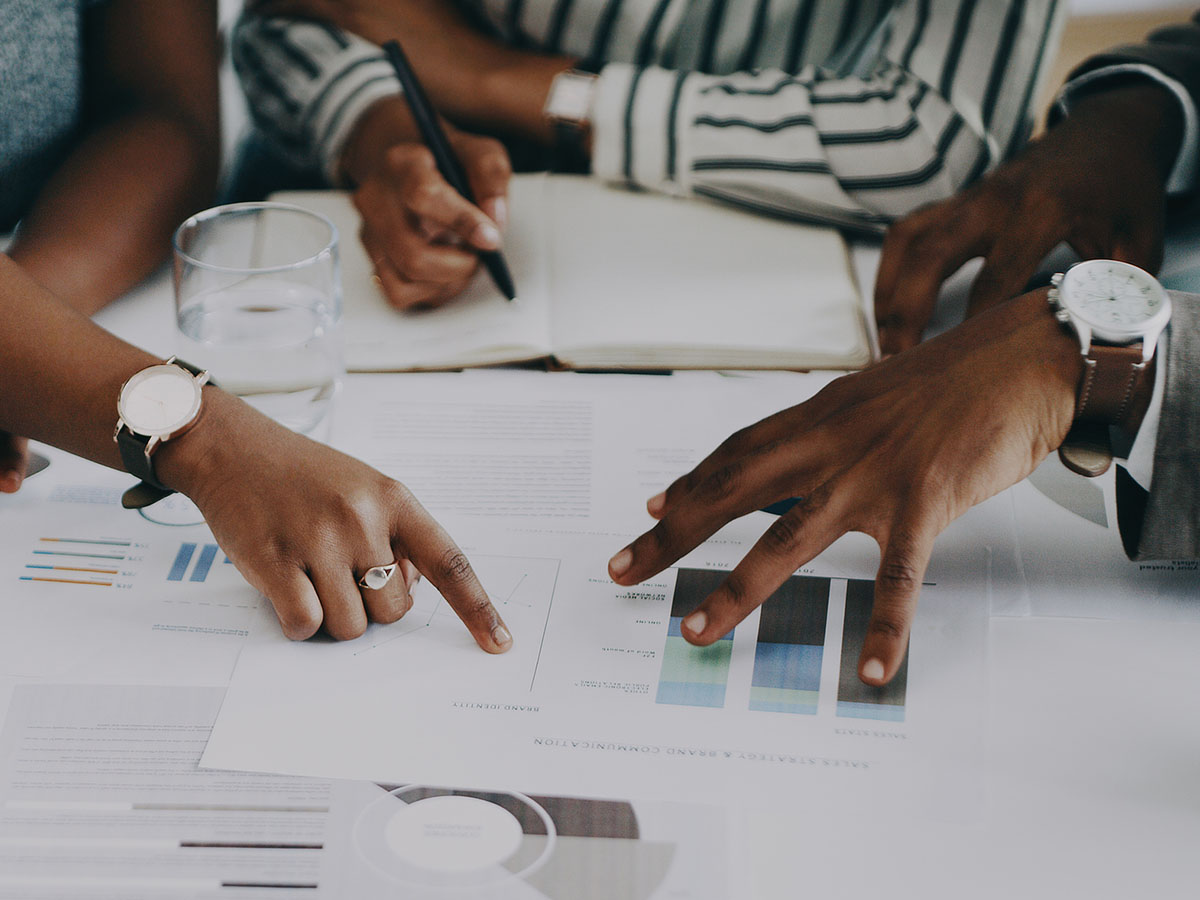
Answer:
1049 260 1171 476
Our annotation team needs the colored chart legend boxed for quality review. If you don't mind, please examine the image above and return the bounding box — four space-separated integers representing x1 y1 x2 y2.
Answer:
656 569 734 709
836 579 907 721
20 537 133 588
749 576 830 715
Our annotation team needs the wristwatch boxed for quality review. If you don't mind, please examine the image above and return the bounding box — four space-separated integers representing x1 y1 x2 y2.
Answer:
1048 260 1171 476
544 65 600 174
114 357 210 508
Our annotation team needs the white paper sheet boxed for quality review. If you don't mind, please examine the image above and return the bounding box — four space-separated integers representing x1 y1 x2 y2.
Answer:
736 616 1200 900
202 519 990 821
0 449 260 684
1011 455 1200 621
329 369 839 531
0 683 728 899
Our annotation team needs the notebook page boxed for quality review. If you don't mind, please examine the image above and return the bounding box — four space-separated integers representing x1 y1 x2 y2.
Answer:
545 179 871 369
270 178 554 371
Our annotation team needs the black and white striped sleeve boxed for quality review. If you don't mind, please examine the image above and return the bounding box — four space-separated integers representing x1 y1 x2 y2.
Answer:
591 0 1064 231
231 13 401 183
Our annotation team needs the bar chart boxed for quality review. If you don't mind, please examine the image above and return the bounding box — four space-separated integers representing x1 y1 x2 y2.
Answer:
655 569 735 709
749 576 830 715
836 579 907 721
20 537 137 588
167 542 226 583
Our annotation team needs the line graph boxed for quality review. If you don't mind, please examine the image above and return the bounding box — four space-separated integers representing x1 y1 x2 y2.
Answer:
351 555 560 658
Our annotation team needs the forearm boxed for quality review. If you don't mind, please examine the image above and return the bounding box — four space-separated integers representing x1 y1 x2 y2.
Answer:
7 110 219 316
0 254 251 500
0 254 163 470
338 96 424 186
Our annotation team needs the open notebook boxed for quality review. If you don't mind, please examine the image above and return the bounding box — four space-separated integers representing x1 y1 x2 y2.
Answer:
272 175 872 371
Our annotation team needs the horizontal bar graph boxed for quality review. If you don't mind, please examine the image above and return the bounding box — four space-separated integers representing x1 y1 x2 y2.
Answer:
750 576 830 715
836 579 907 721
21 537 134 587
657 569 735 708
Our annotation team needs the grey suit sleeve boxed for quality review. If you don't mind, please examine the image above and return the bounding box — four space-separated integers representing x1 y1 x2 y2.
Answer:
1121 291 1200 560
1066 13 1200 107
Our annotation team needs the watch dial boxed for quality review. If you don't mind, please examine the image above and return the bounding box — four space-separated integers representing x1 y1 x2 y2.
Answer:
1065 261 1164 327
120 370 200 434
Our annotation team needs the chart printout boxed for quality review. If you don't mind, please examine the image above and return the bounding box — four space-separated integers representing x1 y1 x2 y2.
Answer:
0 449 260 684
203 522 989 820
0 683 728 900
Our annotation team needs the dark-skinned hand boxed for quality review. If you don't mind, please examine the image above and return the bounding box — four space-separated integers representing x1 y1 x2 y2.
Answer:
609 289 1112 686
875 81 1183 354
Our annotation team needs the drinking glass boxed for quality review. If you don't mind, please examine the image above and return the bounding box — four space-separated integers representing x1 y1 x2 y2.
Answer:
173 202 343 437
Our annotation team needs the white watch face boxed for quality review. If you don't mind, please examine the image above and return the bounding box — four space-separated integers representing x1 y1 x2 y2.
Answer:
1061 260 1168 334
118 365 202 436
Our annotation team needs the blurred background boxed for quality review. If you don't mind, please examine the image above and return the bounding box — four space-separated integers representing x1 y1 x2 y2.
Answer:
1042 1 1196 119
214 1 1199 176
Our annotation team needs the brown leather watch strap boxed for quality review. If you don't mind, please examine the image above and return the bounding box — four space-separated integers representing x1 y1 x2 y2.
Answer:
1059 343 1150 477
1074 343 1148 430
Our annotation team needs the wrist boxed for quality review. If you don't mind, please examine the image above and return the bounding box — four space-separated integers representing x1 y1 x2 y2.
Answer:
478 56 578 146
1009 288 1087 446
1058 82 1184 191
152 386 245 503
337 95 422 187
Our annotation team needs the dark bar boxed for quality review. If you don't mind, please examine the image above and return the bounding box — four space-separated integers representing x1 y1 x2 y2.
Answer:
837 578 907 721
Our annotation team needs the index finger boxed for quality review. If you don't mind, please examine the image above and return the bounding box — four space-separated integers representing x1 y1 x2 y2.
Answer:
610 439 814 586
391 495 512 654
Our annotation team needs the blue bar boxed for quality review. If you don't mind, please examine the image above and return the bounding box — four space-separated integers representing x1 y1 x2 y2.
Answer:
836 701 906 722
168 543 197 582
656 681 727 708
189 544 218 583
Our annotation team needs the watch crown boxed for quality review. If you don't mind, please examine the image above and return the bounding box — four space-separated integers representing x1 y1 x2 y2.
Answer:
1050 273 1064 286
1054 309 1071 324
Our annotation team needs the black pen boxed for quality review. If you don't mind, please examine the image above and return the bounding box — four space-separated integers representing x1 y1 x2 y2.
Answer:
381 39 517 301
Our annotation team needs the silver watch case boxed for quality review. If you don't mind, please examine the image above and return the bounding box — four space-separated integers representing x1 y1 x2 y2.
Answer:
1048 260 1171 363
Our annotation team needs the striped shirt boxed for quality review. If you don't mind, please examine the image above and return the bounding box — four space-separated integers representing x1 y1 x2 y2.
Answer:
234 0 1064 232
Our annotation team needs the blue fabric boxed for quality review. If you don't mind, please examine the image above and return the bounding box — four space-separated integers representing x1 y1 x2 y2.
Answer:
0 0 86 231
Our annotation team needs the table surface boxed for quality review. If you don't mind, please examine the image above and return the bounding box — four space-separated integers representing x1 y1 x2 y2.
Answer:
0 227 1149 898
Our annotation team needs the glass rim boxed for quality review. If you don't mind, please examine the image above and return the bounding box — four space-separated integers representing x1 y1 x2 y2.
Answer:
172 201 339 275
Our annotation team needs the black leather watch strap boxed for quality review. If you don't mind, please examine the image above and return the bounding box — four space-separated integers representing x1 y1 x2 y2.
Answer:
117 425 168 492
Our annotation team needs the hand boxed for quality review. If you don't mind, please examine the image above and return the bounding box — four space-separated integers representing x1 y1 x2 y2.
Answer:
342 98 512 310
608 290 1083 685
0 431 30 493
158 390 512 651
874 81 1182 354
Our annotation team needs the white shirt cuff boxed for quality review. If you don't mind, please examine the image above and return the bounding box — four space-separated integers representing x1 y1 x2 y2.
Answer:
1055 62 1199 196
1119 329 1168 491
